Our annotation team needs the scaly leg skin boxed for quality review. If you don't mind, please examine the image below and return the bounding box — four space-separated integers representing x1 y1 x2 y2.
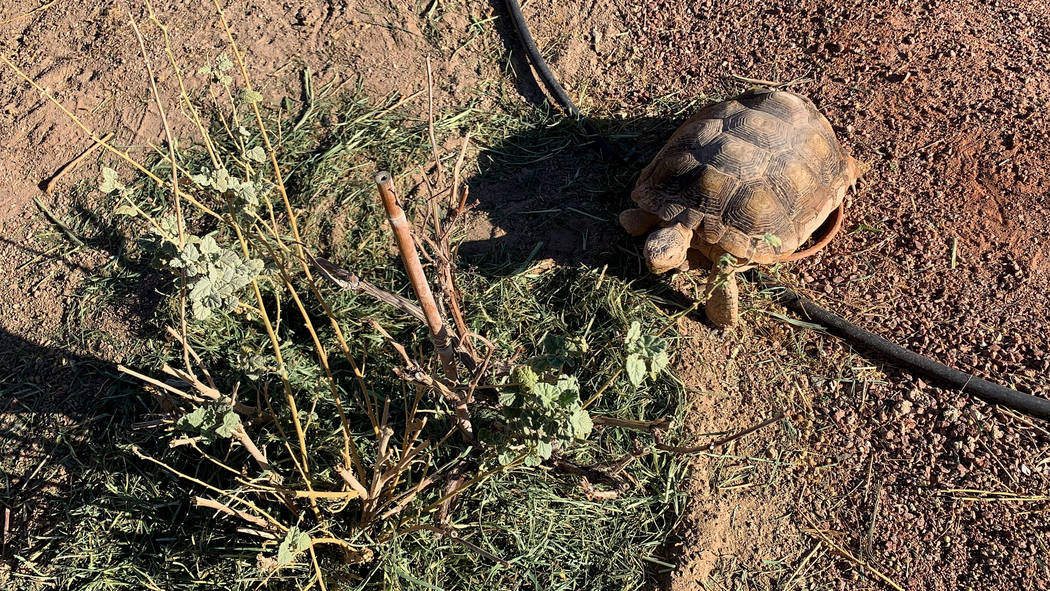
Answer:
619 208 661 237
704 264 739 327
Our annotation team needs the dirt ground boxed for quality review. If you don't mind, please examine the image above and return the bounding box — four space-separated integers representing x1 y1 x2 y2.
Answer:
3 0 1050 590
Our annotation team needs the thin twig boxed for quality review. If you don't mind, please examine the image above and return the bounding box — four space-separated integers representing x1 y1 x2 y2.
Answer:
39 132 114 194
425 56 444 182
592 415 672 431
194 496 272 531
32 196 85 247
305 251 425 322
800 512 905 591
656 413 785 454
127 11 192 375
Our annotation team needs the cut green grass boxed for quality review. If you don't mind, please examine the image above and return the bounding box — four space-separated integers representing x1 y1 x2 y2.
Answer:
1 46 694 591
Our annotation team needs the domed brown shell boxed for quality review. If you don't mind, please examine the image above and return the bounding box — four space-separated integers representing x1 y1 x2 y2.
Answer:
631 89 860 264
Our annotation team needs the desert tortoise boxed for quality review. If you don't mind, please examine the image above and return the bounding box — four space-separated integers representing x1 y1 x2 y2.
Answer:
620 88 862 327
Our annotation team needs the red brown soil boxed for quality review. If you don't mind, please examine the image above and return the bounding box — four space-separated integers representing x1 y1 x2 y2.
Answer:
582 1 1050 589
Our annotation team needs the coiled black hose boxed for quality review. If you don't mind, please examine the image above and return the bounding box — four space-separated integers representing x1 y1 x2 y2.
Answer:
503 0 1050 421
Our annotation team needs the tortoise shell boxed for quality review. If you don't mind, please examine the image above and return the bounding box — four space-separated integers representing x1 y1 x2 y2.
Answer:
630 89 860 264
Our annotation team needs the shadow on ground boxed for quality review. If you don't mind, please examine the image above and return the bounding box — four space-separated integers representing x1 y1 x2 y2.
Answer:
459 113 680 279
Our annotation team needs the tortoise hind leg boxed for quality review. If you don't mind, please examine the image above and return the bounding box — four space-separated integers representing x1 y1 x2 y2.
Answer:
704 263 739 327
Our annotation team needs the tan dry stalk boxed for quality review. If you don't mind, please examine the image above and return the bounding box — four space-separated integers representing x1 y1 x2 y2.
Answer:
194 496 272 531
206 0 370 493
132 446 287 532
374 171 473 439
250 233 363 476
223 215 322 521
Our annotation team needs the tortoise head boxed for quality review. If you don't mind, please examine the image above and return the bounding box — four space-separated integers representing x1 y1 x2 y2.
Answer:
643 223 693 274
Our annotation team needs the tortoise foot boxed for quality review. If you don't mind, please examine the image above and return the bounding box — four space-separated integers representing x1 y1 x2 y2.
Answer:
704 270 739 328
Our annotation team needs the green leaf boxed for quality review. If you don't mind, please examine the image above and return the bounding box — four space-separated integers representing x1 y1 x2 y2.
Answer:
276 526 311 565
242 89 264 104
113 204 139 216
762 232 782 248
99 167 123 194
498 390 518 408
649 350 669 376
625 354 646 386
570 408 593 439
533 382 560 406
198 234 221 255
215 53 233 72
555 375 579 396
626 321 641 345
512 365 538 392
189 277 213 302
215 410 241 438
245 146 267 163
535 440 553 460
179 406 210 430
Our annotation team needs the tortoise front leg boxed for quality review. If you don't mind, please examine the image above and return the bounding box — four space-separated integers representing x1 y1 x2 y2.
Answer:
704 262 739 327
619 208 661 236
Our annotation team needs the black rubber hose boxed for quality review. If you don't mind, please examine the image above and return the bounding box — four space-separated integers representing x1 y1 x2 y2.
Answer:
504 0 615 158
502 0 1050 421
771 285 1050 421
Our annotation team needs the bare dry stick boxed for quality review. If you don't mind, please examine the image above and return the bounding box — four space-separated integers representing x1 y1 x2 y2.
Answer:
656 412 785 454
127 13 193 374
374 171 473 440
304 250 426 322
591 415 673 431
132 446 287 532
118 364 207 404
335 466 371 500
164 326 217 391
800 512 904 591
157 363 256 414
231 425 273 473
449 133 470 213
425 56 444 182
40 132 114 194
194 496 272 531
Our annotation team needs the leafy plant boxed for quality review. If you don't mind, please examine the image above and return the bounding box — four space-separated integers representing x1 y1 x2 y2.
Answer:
166 233 264 320
197 52 233 85
190 165 266 214
4 22 691 588
624 321 670 386
499 363 593 466
176 402 241 444
276 526 312 566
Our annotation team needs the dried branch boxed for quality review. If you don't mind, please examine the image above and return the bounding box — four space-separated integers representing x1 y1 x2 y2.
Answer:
366 174 475 442
591 415 672 432
655 413 785 454
40 132 114 194
304 250 426 323
194 496 272 531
